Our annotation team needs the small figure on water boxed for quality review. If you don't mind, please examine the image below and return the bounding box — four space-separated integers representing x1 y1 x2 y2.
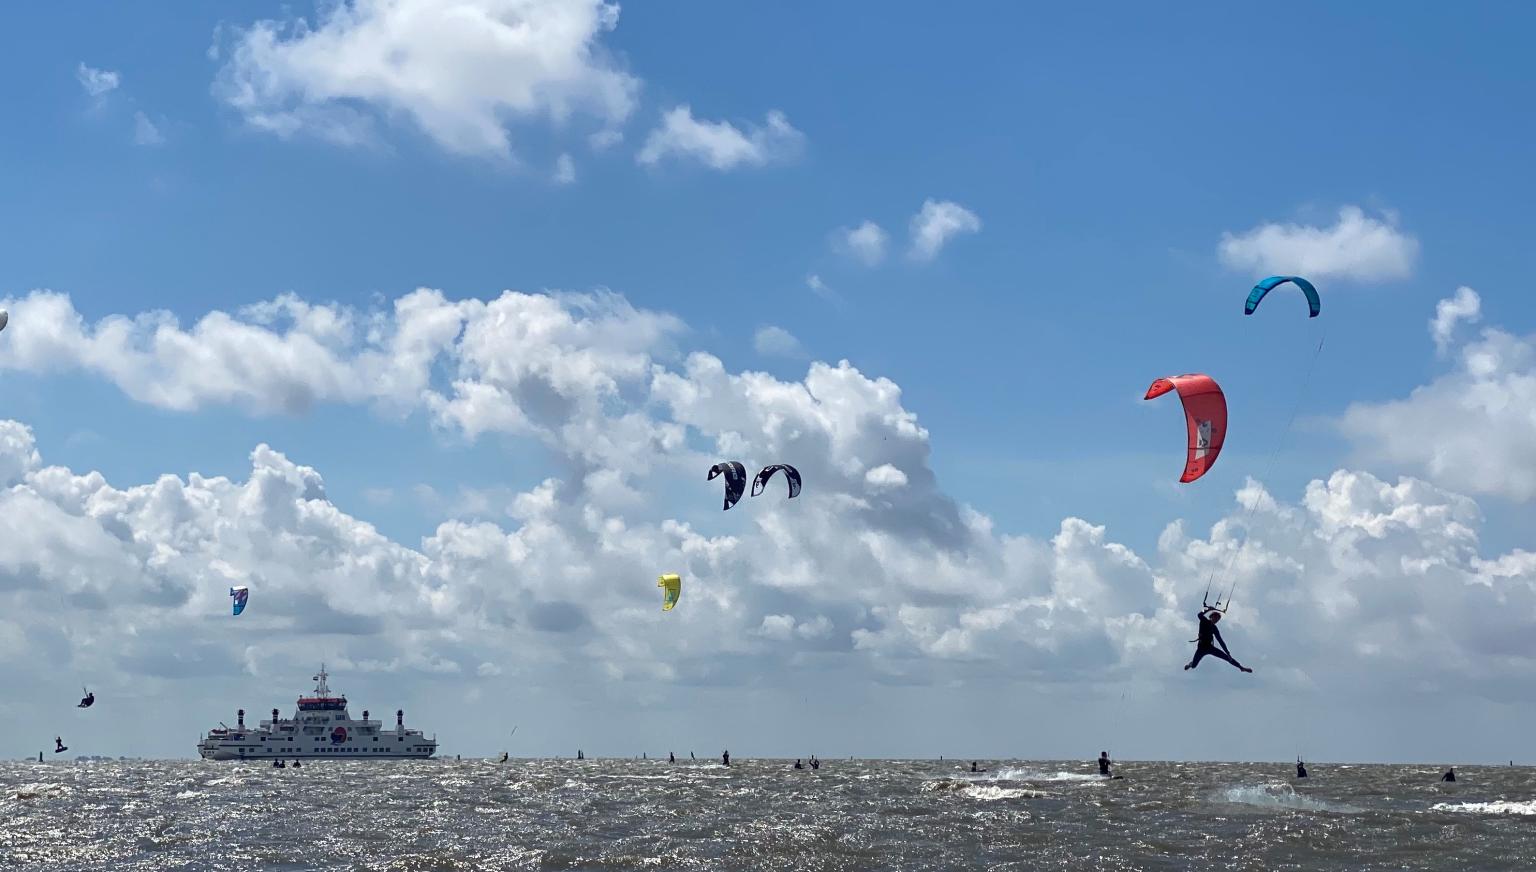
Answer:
722 750 731 767
810 755 820 770
793 759 804 770
970 761 987 773
1296 758 1308 779
1442 767 1456 782
669 752 675 763
1098 751 1112 777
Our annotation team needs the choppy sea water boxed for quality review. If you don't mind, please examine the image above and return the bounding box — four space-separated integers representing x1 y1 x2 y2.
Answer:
3 758 1534 870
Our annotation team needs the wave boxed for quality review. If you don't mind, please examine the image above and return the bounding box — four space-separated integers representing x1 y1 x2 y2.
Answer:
924 778 1050 800
1216 783 1358 813
990 767 1105 783
1432 800 1536 816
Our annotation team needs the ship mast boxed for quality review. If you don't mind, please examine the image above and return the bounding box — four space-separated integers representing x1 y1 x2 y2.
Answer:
312 664 330 697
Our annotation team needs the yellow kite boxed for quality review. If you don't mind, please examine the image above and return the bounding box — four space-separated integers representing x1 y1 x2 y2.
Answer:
658 573 681 611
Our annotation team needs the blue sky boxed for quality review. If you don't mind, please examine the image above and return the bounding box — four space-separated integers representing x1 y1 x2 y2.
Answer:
2 2 1535 761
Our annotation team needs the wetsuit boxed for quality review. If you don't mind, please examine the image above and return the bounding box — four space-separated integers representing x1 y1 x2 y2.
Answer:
1442 769 1456 782
1098 754 1111 776
1296 761 1308 778
1185 610 1249 672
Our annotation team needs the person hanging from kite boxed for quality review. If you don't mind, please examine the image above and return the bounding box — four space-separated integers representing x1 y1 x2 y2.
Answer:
1184 598 1253 674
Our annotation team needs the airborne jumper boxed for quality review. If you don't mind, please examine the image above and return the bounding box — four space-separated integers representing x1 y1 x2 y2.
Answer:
197 666 437 761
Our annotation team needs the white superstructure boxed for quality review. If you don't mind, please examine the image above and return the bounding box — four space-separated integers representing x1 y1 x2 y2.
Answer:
197 666 437 761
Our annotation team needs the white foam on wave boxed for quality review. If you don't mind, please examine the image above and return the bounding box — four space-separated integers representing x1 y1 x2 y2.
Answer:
1217 783 1357 813
923 778 1050 800
991 767 1104 784
1432 800 1536 816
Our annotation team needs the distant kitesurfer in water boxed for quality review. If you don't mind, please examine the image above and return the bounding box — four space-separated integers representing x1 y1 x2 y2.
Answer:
1098 752 1112 777
970 761 987 773
722 750 731 767
1184 606 1253 673
793 759 804 770
1442 768 1456 782
1296 758 1308 778
810 755 820 770
669 752 675 763
498 752 508 764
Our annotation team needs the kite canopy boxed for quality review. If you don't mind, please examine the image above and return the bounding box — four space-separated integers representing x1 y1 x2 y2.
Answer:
1245 276 1320 318
0 309 8 331
708 461 747 511
1145 374 1227 483
751 464 802 499
658 574 681 611
229 586 249 616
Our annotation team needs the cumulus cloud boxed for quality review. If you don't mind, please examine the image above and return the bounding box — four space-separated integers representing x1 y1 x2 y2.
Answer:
76 63 120 99
1218 206 1418 282
1342 289 1536 500
213 0 639 159
636 106 804 171
833 221 888 266
1431 286 1481 356
753 325 804 359
908 199 981 262
6 284 1534 710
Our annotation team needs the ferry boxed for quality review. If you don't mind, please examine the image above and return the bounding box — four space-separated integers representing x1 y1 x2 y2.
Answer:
197 666 437 761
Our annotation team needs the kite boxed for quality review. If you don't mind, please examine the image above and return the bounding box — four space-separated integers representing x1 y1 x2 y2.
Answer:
708 462 748 511
751 464 802 500
1144 374 1227 483
1245 276 1320 318
658 574 681 611
230 586 249 616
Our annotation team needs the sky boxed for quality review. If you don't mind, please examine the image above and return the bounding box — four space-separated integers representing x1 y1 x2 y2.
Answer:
2 1 1535 763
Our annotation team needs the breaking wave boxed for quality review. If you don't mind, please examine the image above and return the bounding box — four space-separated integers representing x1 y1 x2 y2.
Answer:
1216 783 1358 813
1431 800 1536 816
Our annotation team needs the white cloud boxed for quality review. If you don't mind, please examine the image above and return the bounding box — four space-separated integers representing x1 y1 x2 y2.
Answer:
587 128 623 151
8 284 1536 722
636 106 804 171
1218 206 1418 282
133 111 165 146
213 0 639 159
908 199 981 262
1431 286 1480 356
1342 290 1536 501
76 63 120 99
753 325 804 359
834 220 887 266
554 153 576 185
865 464 908 491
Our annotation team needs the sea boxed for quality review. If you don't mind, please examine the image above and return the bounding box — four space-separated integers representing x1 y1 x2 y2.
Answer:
3 758 1533 870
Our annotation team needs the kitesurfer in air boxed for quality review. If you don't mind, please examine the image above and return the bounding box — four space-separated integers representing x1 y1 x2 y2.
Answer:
1296 758 1308 778
1184 606 1253 673
1098 752 1112 777
78 690 94 708
54 737 66 754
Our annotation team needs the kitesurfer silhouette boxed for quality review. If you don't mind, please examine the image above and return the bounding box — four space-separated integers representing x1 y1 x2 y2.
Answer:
54 737 66 754
1184 606 1252 673
1296 758 1308 778
722 750 731 767
1098 752 1112 777
1442 768 1456 782
78 689 94 708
